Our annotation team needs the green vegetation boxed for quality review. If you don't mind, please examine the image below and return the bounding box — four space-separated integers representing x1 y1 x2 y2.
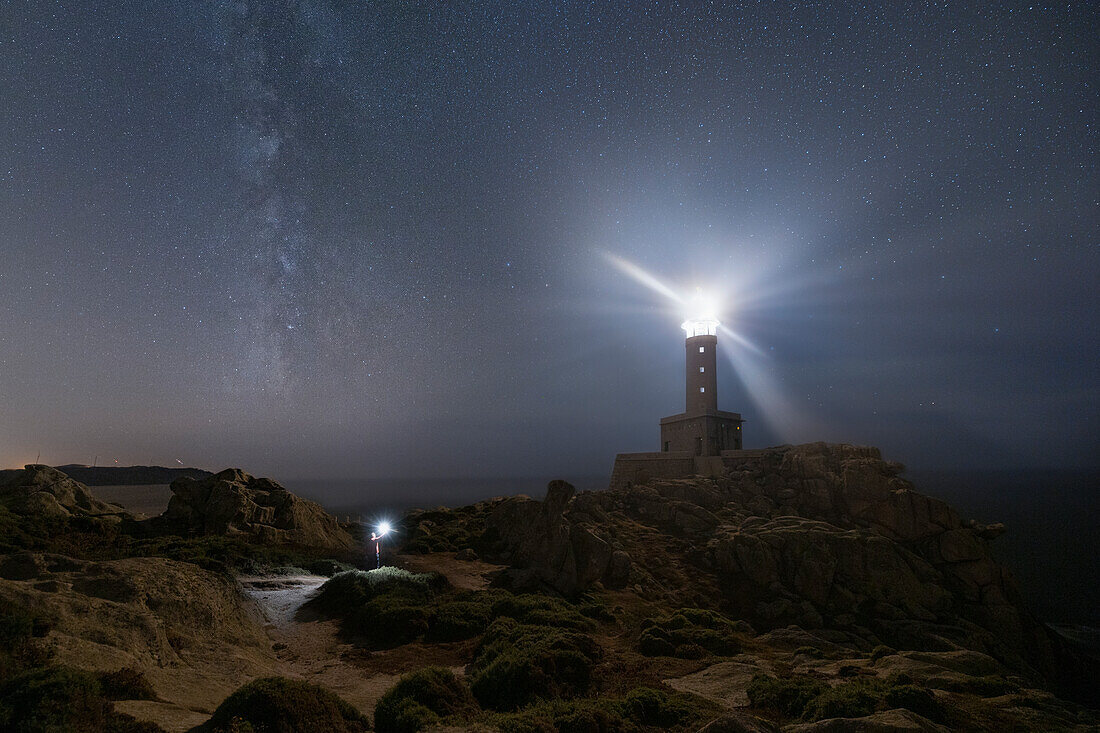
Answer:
482 686 710 733
619 687 700 728
304 571 598 649
746 674 829 719
374 667 478 733
0 598 54 686
468 618 601 711
638 608 741 658
0 666 164 733
98 668 156 701
927 674 1019 697
370 673 712 733
0 597 166 731
199 677 369 733
400 504 499 556
747 673 946 723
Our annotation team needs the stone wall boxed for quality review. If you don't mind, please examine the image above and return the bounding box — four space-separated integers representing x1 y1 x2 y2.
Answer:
609 452 695 490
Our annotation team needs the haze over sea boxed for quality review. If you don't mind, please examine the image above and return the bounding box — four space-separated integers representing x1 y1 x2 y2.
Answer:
285 468 1099 628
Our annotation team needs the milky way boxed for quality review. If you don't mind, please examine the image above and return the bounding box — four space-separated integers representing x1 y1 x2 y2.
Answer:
1 2 1096 479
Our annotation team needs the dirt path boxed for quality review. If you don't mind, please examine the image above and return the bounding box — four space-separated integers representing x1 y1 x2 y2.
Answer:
232 554 503 721
236 574 403 717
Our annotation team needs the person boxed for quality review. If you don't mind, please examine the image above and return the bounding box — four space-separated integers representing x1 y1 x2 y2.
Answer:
370 531 382 569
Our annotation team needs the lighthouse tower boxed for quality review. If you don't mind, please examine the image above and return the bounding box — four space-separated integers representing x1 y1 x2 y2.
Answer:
608 294 746 490
658 312 743 456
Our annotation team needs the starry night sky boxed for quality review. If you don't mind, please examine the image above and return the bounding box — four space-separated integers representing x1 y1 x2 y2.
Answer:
1 2 1096 482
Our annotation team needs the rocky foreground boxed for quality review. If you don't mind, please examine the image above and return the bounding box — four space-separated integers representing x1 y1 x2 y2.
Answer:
0 448 1096 732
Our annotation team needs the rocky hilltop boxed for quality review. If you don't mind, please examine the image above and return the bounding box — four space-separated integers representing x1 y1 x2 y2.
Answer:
1 450 1095 731
405 443 1083 695
0 464 126 518
146 468 356 553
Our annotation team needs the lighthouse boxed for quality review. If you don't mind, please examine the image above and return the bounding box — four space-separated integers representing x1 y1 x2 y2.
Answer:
609 295 745 489
658 308 743 456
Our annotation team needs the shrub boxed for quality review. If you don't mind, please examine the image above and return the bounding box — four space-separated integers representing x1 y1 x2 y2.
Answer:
673 643 707 660
99 667 156 700
869 644 895 662
376 699 438 733
672 608 732 630
303 568 441 619
801 678 881 721
638 609 741 658
0 598 54 684
345 596 432 648
374 667 477 733
424 600 492 642
306 559 356 577
884 684 944 723
201 677 368 732
487 698 625 733
958 675 1018 697
469 619 600 711
638 627 675 657
746 674 828 718
620 686 697 728
489 593 595 631
0 666 162 733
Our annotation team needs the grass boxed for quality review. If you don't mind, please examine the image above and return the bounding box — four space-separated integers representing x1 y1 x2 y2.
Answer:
747 673 946 724
638 608 741 659
399 504 500 556
198 677 369 733
304 572 599 650
0 666 164 733
374 667 478 733
371 673 713 733
468 618 601 711
480 687 712 733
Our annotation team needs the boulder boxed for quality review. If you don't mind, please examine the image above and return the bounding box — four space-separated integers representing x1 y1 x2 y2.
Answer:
150 468 354 552
0 465 122 518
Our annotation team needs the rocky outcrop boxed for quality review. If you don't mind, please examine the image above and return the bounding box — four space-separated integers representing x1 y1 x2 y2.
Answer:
0 464 123 518
405 443 1069 689
149 468 354 552
0 552 278 717
481 479 631 595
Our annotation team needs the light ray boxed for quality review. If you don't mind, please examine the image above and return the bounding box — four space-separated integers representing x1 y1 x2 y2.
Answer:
602 253 684 304
605 252 829 444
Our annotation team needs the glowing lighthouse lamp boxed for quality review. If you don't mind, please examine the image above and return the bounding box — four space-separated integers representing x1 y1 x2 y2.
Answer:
371 521 392 569
681 290 721 336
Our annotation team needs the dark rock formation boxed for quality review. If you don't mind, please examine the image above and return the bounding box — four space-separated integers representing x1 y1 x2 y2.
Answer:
404 443 1078 693
147 468 354 552
481 479 631 594
0 465 123 518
